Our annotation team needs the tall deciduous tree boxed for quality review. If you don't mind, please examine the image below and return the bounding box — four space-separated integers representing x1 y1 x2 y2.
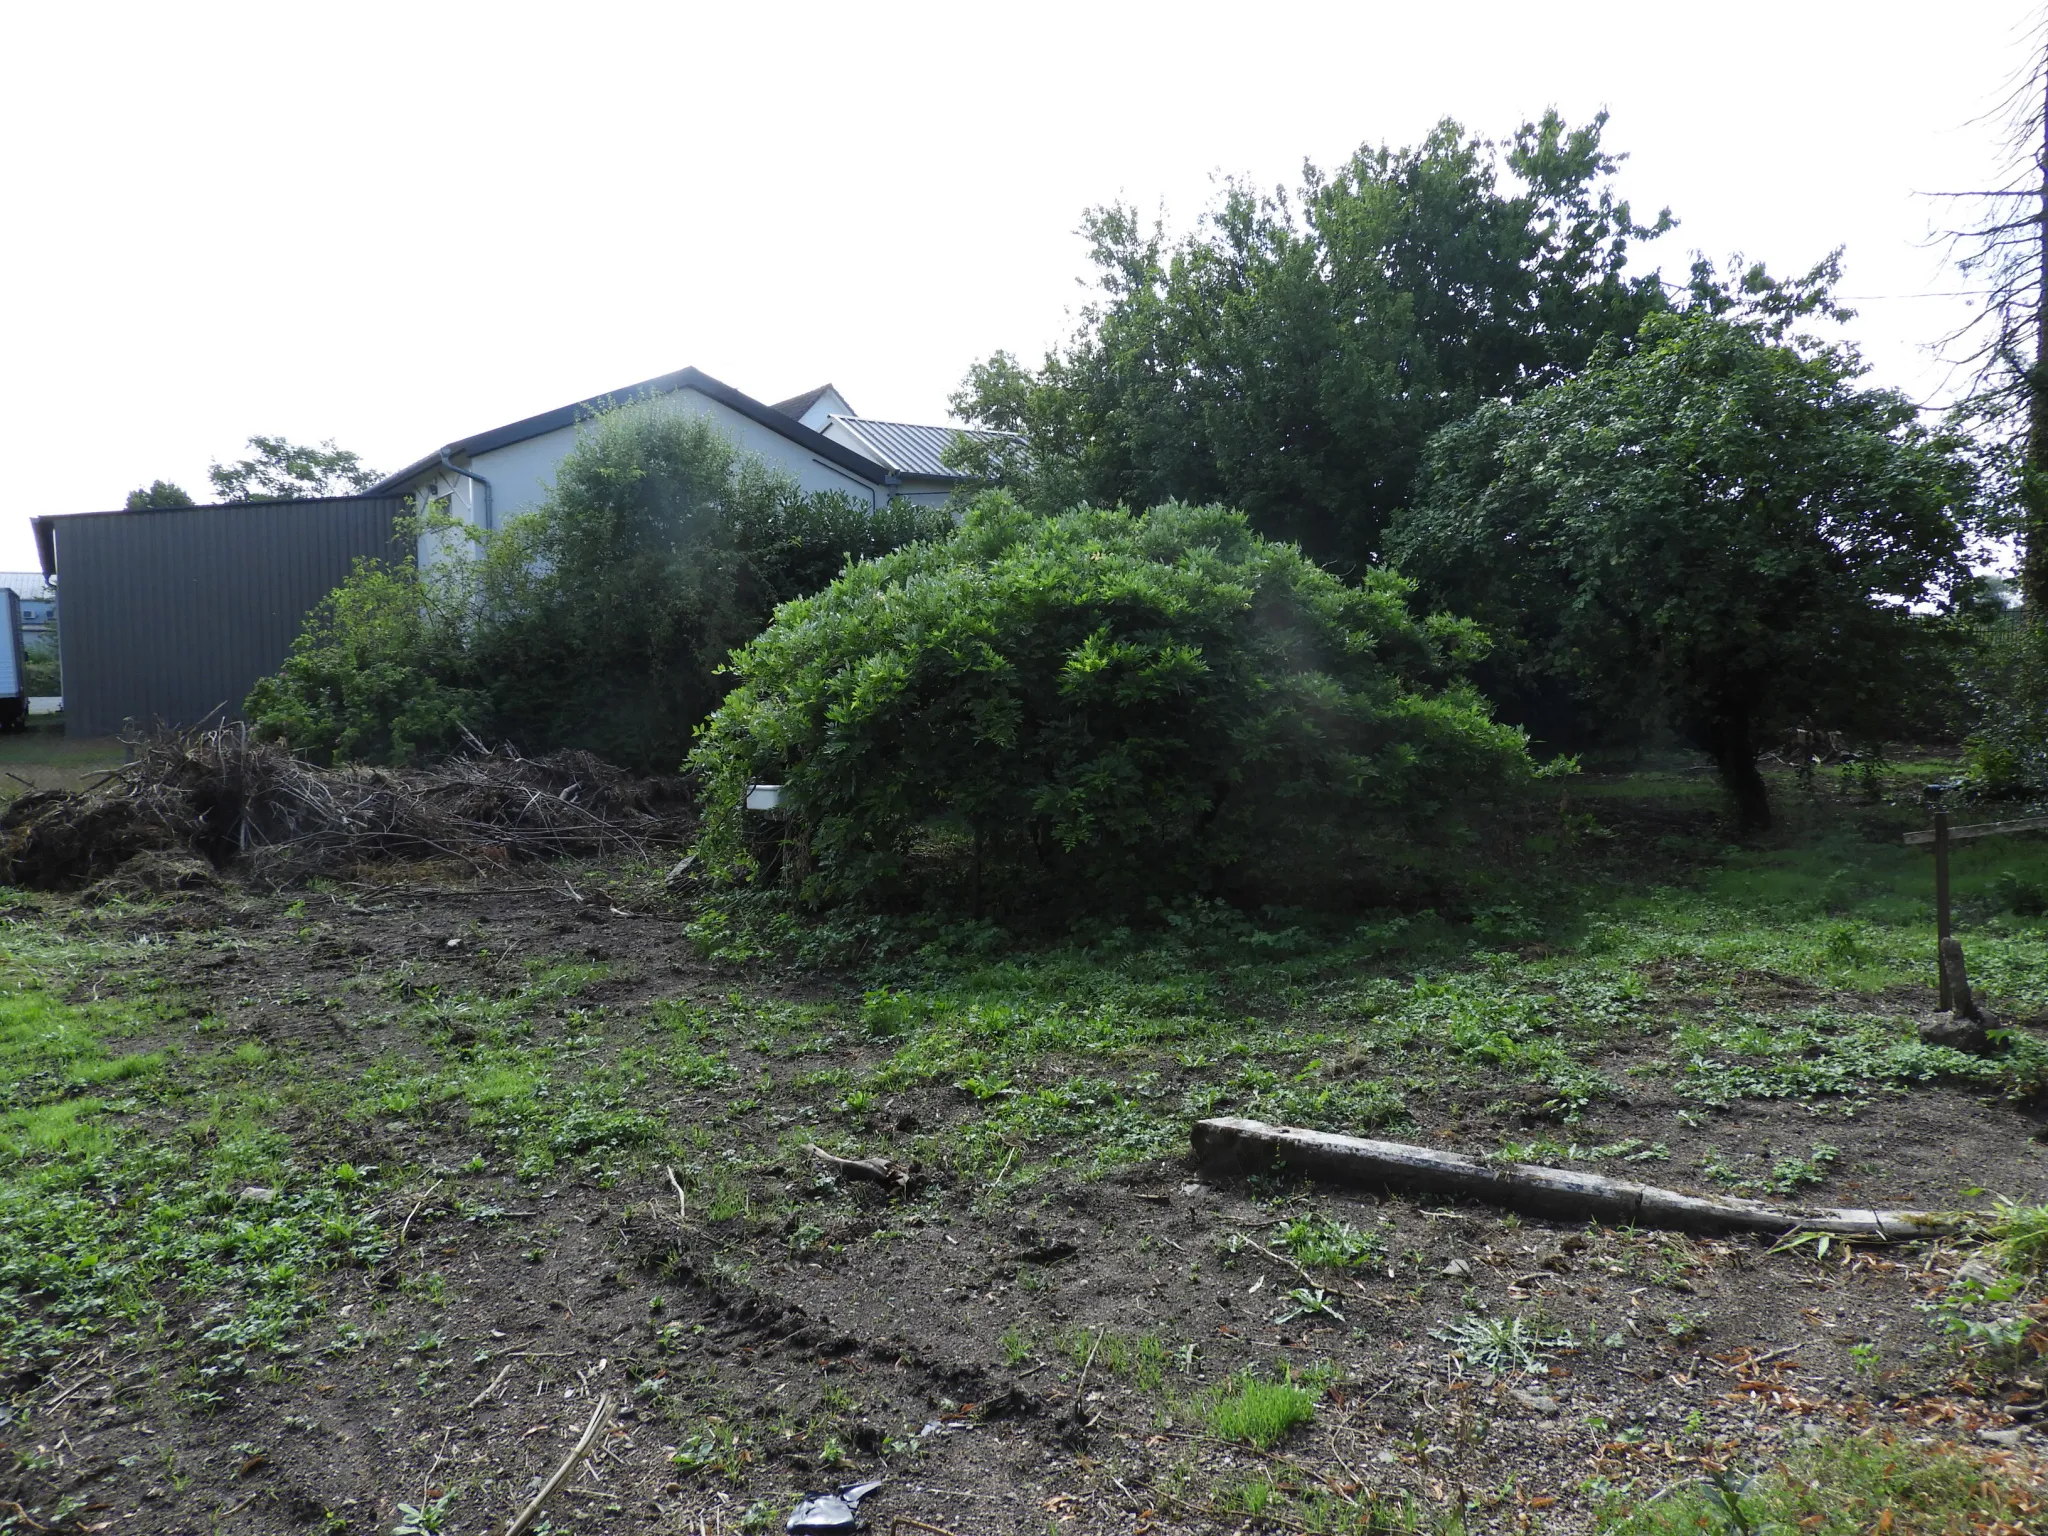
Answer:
209 436 379 502
952 112 1671 571
1390 305 1978 829
1939 27 2048 621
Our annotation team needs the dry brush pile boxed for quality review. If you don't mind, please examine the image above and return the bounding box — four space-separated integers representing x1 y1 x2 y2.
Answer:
0 725 693 890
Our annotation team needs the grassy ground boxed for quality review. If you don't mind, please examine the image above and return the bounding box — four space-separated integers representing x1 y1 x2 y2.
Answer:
0 718 125 801
3 759 2048 1533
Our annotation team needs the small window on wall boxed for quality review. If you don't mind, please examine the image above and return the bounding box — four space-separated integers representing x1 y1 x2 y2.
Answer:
418 485 457 524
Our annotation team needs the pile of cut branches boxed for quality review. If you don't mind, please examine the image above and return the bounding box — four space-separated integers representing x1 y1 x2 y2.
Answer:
0 725 692 889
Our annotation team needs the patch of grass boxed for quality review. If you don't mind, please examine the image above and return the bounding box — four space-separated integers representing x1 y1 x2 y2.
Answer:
1994 1198 2048 1275
1597 1432 2046 1535
0 928 407 1376
1202 1373 1317 1449
1276 1213 1388 1268
1672 1009 2048 1107
1053 1327 1173 1391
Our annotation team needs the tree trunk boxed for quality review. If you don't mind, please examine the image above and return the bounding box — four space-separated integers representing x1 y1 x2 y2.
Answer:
2026 61 2048 624
1702 711 1771 831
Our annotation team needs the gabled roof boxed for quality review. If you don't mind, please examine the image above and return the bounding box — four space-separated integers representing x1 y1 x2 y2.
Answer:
367 366 891 495
823 416 1018 482
770 384 851 420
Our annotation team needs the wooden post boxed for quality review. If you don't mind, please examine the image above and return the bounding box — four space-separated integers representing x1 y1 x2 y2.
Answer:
1934 807 1952 1011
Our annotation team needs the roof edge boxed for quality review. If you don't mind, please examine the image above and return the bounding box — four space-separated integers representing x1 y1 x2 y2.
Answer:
31 493 408 579
824 416 1021 481
369 366 889 497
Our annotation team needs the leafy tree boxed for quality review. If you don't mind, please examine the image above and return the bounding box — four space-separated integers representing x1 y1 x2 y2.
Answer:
952 112 1671 571
1389 304 1978 829
123 480 194 510
690 495 1534 915
209 436 380 502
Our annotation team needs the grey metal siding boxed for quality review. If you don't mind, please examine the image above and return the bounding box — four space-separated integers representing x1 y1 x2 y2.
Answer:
52 497 405 737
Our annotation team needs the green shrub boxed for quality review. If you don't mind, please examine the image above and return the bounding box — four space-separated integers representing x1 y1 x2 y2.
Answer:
244 557 477 766
690 495 1533 914
21 637 58 697
248 405 950 770
1963 612 2048 800
1996 870 2048 918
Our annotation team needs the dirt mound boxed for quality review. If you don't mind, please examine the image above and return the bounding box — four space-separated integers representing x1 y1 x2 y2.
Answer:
0 726 695 891
83 849 221 902
0 788 171 890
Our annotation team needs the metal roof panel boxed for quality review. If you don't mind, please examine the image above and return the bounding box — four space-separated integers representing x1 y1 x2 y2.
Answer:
825 417 1018 480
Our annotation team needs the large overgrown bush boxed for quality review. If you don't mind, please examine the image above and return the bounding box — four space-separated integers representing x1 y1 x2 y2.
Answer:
690 496 1534 914
245 558 476 766
247 406 951 770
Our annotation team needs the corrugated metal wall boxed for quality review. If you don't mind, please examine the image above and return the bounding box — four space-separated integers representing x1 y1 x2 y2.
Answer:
51 497 406 737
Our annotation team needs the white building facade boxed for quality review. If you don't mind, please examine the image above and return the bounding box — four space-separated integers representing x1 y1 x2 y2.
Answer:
371 368 1016 568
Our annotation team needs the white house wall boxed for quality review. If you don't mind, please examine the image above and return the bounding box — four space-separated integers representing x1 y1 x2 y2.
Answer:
792 386 854 432
414 386 886 570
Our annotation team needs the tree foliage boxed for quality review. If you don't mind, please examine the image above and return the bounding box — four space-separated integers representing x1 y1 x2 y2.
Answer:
209 436 380 502
123 480 194 510
243 558 477 766
246 406 950 770
690 496 1534 915
952 112 1671 571
455 408 952 771
1963 611 2048 797
1390 307 1978 827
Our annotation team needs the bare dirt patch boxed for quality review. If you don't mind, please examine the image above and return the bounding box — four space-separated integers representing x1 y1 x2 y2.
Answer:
6 856 2047 1536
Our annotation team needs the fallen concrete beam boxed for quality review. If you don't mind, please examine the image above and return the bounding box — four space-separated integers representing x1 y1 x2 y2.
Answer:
1190 1117 1972 1240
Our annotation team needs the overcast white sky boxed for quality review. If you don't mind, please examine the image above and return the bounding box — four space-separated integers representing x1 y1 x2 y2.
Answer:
0 1 2036 571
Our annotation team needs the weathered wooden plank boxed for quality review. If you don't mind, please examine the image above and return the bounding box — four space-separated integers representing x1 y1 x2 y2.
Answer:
1190 1117 1972 1239
1903 813 2048 846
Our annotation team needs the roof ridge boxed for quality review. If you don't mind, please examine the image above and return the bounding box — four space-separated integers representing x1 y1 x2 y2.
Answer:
770 383 839 418
367 368 887 496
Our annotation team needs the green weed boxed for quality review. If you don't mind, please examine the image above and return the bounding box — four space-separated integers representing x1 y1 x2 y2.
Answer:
1276 1213 1388 1268
1994 1198 2048 1275
1700 1141 1838 1197
391 1491 458 1534
1202 1374 1318 1449
1431 1314 1575 1376
671 1421 750 1480
1596 1433 2042 1535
